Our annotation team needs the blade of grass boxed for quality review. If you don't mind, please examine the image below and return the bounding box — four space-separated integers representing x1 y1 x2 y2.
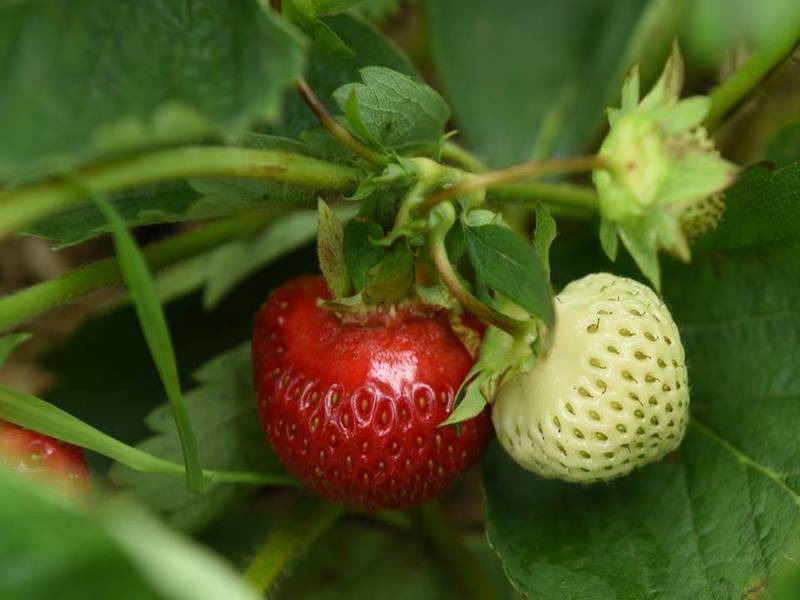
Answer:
0 383 296 486
93 194 203 492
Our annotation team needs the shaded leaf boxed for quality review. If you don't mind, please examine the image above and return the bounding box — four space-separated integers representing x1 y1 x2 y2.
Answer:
317 199 351 298
343 218 385 291
0 333 31 368
0 0 304 182
111 344 288 532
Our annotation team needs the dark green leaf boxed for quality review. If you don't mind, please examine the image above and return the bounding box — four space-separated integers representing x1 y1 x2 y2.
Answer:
465 224 554 326
767 122 800 169
0 333 30 368
0 0 304 182
95 196 203 491
363 242 413 305
317 199 351 298
270 14 417 138
0 469 259 600
284 0 355 57
334 67 450 151
344 219 385 291
484 161 800 598
533 204 556 280
424 0 651 165
111 344 289 532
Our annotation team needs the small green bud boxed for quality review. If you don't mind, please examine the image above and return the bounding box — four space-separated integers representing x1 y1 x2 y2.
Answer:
591 44 738 289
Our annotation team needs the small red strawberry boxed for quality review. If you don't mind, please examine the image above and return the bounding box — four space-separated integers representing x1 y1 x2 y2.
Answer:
0 419 90 495
252 275 491 511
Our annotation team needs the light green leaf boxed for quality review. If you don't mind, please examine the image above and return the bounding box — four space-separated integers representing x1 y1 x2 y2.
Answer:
616 218 661 290
317 199 351 298
0 382 289 488
0 333 31 368
484 161 800 599
0 0 304 182
598 217 619 261
204 211 319 309
333 67 451 151
533 204 557 280
94 196 203 492
465 224 554 327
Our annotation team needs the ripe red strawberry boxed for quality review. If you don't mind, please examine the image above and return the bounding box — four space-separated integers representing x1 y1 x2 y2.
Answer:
252 275 491 511
0 420 90 495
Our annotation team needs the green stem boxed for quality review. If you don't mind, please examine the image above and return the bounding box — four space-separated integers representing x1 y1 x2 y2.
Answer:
414 502 502 600
490 180 599 215
429 210 530 338
244 499 344 594
0 146 359 236
421 155 606 212
440 142 485 173
706 21 800 130
0 210 282 332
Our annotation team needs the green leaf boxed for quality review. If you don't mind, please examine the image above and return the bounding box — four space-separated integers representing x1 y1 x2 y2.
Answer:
0 382 289 488
533 204 557 280
111 344 292 532
284 0 355 57
424 0 652 165
204 211 319 309
0 332 30 368
0 469 260 600
333 67 450 152
270 14 417 138
343 218 385 291
484 161 800 598
464 224 554 327
363 242 413 305
317 199 351 298
354 0 401 23
0 0 304 182
598 217 619 261
767 122 800 169
616 217 661 290
94 196 203 492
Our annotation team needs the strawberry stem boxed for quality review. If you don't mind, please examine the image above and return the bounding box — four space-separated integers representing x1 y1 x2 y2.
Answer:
244 499 344 594
414 502 504 600
429 207 532 339
420 154 607 212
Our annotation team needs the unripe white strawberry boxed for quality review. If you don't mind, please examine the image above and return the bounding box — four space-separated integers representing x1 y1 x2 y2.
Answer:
492 273 689 483
678 193 725 240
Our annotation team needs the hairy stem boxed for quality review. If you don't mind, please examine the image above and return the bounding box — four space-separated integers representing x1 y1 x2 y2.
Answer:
0 210 283 332
244 499 344 594
706 21 800 130
490 180 599 215
440 142 485 173
421 155 606 212
414 502 502 600
429 215 530 338
0 146 359 236
297 78 389 167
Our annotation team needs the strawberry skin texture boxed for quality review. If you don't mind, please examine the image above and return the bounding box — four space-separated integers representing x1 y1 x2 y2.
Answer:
0 420 90 495
252 276 491 511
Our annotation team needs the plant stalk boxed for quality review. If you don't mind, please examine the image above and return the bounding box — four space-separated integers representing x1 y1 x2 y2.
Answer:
421 155 605 212
0 210 283 332
244 499 344 594
706 21 800 130
0 146 359 236
414 502 502 600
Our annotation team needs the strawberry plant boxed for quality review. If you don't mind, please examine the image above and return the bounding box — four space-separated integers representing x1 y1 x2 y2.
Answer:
0 1 798 598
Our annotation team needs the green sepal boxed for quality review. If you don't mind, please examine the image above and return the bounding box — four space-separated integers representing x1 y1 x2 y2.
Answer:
317 199 351 298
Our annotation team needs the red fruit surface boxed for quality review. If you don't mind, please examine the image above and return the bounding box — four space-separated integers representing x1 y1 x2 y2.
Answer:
0 420 90 495
252 275 491 511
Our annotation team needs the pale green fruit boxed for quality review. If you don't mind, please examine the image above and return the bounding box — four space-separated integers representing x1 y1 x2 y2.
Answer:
492 273 689 483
